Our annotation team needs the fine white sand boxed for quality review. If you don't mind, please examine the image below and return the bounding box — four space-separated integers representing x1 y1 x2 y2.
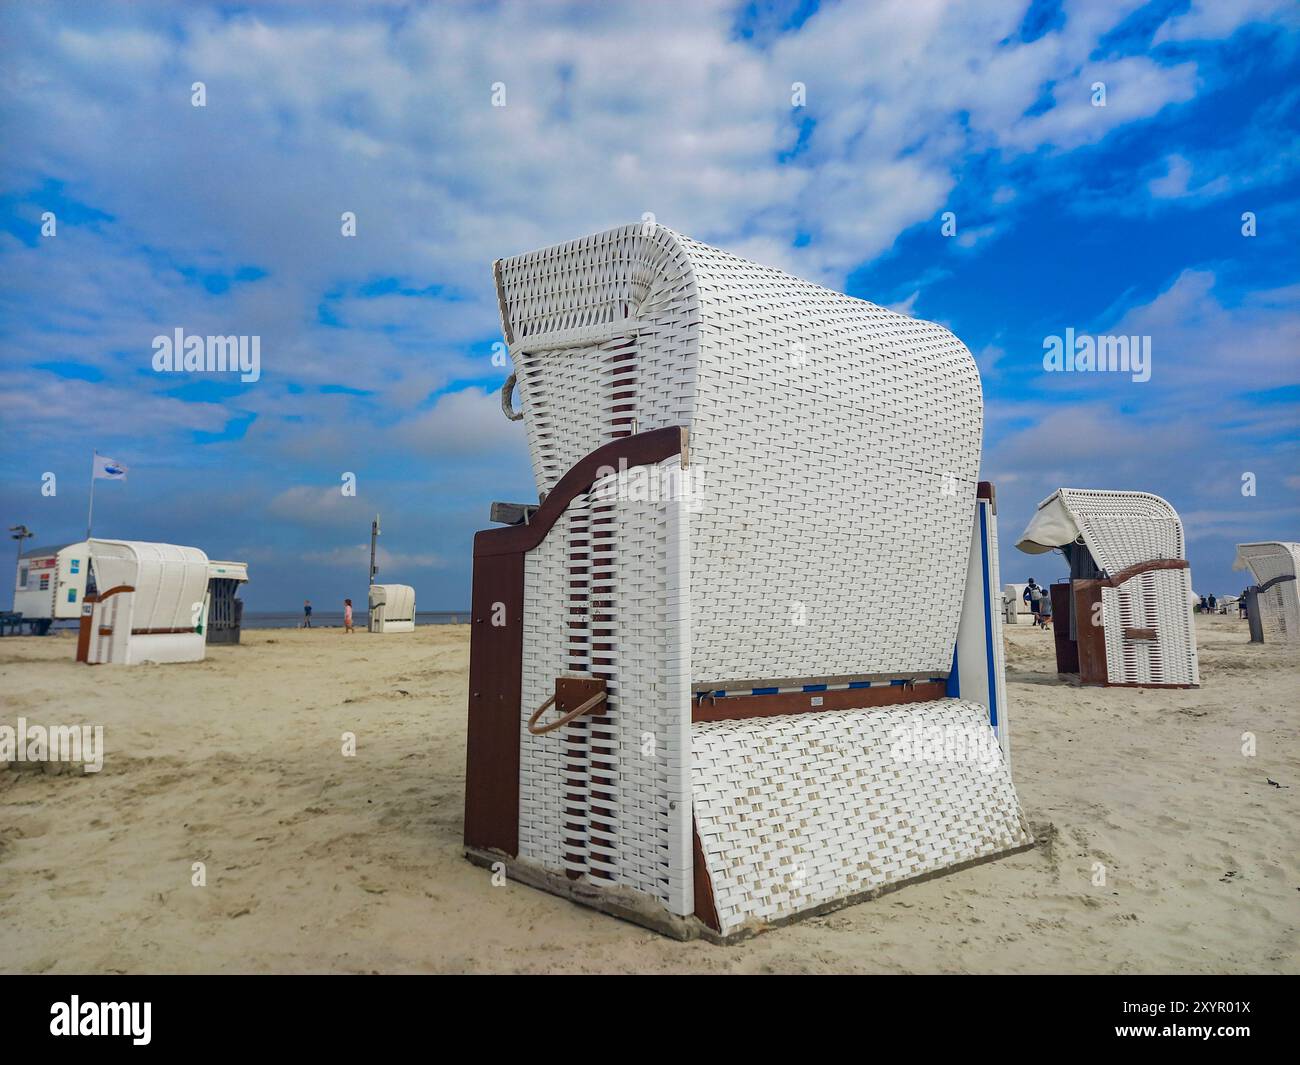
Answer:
1 615 1296 973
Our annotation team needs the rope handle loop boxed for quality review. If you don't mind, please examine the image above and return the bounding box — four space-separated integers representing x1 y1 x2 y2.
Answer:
526 689 607 735
501 373 524 421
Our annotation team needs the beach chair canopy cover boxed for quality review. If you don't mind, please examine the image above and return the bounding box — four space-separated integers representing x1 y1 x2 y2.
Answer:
1016 488 1184 566
1235 541 1300 642
90 539 209 632
1234 541 1300 584
497 222 983 685
207 560 249 582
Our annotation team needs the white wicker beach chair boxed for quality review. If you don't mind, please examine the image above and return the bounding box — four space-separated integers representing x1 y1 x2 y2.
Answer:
368 583 416 633
464 224 1030 940
76 539 209 665
1016 489 1199 687
1234 541 1300 644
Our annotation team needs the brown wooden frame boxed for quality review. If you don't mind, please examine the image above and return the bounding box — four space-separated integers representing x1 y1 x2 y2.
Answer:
1072 558 1194 688
464 426 689 857
1257 573 1296 593
691 681 948 723
75 585 134 664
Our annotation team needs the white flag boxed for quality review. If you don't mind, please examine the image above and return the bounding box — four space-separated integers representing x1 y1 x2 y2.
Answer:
92 454 128 481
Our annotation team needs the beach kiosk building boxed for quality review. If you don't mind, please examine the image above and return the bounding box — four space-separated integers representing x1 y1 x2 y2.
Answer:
204 560 249 645
11 541 91 633
76 539 209 665
1016 489 1199 687
462 224 1030 941
368 584 415 633
1234 541 1299 644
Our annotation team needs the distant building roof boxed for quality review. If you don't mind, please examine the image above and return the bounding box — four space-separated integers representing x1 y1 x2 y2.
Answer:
19 543 80 560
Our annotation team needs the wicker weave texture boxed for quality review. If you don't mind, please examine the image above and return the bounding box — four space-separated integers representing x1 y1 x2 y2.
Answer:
519 509 574 871
1054 488 1184 570
519 468 693 912
496 224 982 686
1236 541 1300 643
693 698 1031 935
1101 570 1199 685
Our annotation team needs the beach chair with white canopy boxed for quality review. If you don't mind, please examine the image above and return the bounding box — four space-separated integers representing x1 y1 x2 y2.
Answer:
76 539 209 665
368 583 415 633
1234 541 1300 644
462 224 1030 941
1016 489 1199 687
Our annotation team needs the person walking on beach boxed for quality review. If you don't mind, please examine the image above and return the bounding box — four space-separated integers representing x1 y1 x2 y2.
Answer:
303 599 313 628
1239 590 1249 619
1208 593 1218 614
1039 584 1053 628
1024 579 1044 628
344 598 354 634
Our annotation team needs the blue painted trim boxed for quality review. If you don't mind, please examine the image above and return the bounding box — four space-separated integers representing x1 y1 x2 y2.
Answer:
979 501 998 729
802 683 828 692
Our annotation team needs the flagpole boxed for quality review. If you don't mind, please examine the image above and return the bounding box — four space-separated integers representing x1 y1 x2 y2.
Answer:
86 450 96 541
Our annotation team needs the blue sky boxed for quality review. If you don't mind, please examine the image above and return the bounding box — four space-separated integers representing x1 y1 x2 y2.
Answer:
1 0 1297 609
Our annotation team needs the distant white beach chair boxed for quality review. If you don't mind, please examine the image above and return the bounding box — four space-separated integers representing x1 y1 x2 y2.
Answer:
368 583 415 633
1016 489 1199 687
204 560 249 645
76 539 209 665
1003 582 1031 623
463 224 1030 941
1234 541 1300 644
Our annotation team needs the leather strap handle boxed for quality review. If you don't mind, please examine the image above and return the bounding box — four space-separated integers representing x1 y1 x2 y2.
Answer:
501 373 524 421
526 690 607 736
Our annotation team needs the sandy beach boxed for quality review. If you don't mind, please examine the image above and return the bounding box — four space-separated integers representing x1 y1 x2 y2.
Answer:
1 615 1296 974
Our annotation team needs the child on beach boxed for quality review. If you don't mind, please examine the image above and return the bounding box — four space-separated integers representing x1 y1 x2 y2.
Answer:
344 598 354 634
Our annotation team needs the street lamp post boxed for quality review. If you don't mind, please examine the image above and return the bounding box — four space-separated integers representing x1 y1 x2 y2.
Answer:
9 524 33 612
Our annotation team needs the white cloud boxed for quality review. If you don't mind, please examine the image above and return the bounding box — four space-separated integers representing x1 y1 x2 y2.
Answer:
301 543 443 571
266 484 363 527
394 387 528 459
1148 154 1192 198
887 291 920 316
1153 0 1298 44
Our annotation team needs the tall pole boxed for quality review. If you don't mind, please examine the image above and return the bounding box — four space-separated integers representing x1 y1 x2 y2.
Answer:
86 450 97 541
10 524 33 612
369 513 380 587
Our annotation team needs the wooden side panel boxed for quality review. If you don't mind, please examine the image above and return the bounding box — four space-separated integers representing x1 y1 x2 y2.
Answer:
1049 583 1078 674
463 427 689 861
1072 582 1108 685
75 596 96 663
691 820 721 932
464 547 524 855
